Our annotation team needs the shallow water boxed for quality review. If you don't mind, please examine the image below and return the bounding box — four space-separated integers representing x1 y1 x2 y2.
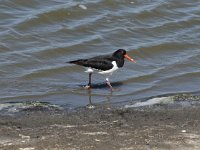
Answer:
0 0 200 107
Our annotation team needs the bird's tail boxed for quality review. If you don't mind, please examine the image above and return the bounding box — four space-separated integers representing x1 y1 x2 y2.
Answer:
67 59 87 65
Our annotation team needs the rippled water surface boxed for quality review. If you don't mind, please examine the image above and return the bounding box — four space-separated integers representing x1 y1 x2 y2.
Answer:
0 0 200 107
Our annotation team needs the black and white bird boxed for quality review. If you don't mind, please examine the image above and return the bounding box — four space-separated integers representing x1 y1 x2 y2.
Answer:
68 49 136 91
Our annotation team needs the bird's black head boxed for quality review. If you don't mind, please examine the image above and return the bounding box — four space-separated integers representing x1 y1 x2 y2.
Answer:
111 49 126 68
112 49 136 68
112 49 127 59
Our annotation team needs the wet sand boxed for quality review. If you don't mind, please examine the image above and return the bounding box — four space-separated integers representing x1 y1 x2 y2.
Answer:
1 95 200 150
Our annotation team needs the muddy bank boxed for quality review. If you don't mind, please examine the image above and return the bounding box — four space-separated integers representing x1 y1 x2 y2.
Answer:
0 94 200 150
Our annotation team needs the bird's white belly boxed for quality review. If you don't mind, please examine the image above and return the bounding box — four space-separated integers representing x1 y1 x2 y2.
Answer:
85 61 119 75
98 61 118 75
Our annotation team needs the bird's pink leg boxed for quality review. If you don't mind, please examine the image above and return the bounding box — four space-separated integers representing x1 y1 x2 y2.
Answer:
84 73 92 89
106 78 113 91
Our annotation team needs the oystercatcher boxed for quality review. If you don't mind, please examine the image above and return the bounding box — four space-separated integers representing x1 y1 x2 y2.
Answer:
68 49 136 91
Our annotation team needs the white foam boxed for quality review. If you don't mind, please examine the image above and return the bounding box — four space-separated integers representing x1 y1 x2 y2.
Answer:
79 4 87 10
0 102 62 114
0 103 23 112
82 132 108 135
125 96 174 108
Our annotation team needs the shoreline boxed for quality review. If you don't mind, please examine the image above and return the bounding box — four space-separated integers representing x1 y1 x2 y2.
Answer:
1 94 200 150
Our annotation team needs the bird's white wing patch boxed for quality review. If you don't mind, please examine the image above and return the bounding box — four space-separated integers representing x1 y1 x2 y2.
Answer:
85 68 94 73
98 61 119 75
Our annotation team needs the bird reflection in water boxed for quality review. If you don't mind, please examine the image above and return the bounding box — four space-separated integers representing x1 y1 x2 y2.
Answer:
85 81 123 109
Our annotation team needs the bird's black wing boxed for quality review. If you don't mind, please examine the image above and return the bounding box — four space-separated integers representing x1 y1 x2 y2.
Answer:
84 58 114 71
68 56 114 71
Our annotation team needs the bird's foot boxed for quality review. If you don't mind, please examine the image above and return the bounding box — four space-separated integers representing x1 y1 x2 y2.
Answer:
84 85 91 90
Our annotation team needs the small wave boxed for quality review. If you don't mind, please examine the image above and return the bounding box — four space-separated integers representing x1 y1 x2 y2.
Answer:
20 65 67 79
125 96 173 108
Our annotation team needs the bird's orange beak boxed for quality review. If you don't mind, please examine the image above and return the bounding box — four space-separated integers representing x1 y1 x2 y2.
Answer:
124 54 136 63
